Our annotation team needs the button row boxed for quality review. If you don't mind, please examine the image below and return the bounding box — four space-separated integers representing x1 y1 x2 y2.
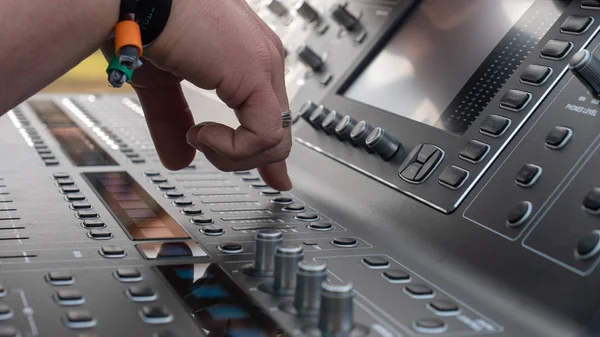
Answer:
146 172 196 207
218 237 360 254
12 109 59 166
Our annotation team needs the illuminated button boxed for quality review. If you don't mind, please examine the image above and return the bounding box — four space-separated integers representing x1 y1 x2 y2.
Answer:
218 243 244 254
383 270 410 283
260 189 281 196
87 229 113 240
438 166 469 190
545 126 572 150
143 170 161 177
76 210 99 219
115 268 143 283
413 318 447 334
331 237 358 248
70 202 92 210
81 220 105 229
55 178 75 186
560 15 593 35
295 213 319 222
499 89 532 111
540 40 573 60
429 300 459 314
283 205 306 212
308 223 333 231
0 304 13 320
0 326 20 337
251 182 269 188
506 201 532 228
64 309 97 329
200 225 224 236
480 115 510 137
405 284 434 297
181 207 203 215
60 186 80 194
515 164 542 187
127 286 157 302
164 191 184 198
583 188 600 213
140 306 173 324
362 256 389 268
271 196 293 205
150 177 168 184
157 184 176 190
520 64 552 86
46 271 74 286
576 230 600 260
459 140 490 163
65 194 86 202
55 289 85 306
173 199 193 207
190 216 213 225
100 246 126 258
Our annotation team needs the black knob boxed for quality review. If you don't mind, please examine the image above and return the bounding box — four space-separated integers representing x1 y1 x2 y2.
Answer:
272 244 304 296
309 105 330 129
349 121 374 152
243 229 283 277
293 261 327 316
334 115 359 146
267 0 288 17
321 110 343 136
297 45 324 72
299 100 318 123
295 0 319 22
318 282 355 335
365 127 401 160
570 49 600 97
330 3 359 31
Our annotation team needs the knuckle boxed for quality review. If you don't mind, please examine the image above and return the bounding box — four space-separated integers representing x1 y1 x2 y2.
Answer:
253 44 273 73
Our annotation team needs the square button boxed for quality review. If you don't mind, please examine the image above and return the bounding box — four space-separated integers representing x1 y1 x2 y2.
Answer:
540 40 573 60
500 89 532 111
560 15 593 35
520 65 552 86
47 271 74 286
515 164 542 188
64 309 96 329
545 126 572 150
480 115 510 137
583 188 600 214
459 140 490 163
438 166 469 190
115 268 143 283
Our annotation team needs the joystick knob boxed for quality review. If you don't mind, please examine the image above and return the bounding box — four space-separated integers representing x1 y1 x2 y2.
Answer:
293 261 327 316
570 49 600 97
273 244 304 296
318 282 355 335
295 0 319 22
243 229 282 277
309 105 330 129
267 0 288 17
330 3 359 31
349 121 374 152
297 45 324 72
365 127 401 160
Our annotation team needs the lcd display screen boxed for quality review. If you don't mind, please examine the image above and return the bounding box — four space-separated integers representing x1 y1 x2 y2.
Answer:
82 172 190 240
29 100 118 166
157 263 289 337
343 0 569 135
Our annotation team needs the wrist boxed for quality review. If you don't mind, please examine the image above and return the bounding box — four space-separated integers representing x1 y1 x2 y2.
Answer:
142 0 189 67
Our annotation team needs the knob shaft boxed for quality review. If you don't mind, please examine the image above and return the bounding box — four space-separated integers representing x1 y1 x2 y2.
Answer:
330 4 359 31
299 100 318 123
245 229 283 277
309 105 330 129
570 49 600 97
273 244 304 296
297 45 324 71
293 261 327 316
267 0 288 17
321 110 343 136
295 0 319 22
335 115 359 146
349 121 374 152
318 282 354 335
366 127 401 160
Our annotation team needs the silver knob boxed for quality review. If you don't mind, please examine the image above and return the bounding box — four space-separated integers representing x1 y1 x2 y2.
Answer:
335 115 359 146
293 261 327 316
295 0 319 22
309 105 330 129
321 110 343 136
365 127 401 160
267 0 288 17
330 3 359 31
297 45 324 72
299 100 318 123
318 282 354 335
349 121 374 152
244 229 282 277
570 49 600 97
273 244 304 296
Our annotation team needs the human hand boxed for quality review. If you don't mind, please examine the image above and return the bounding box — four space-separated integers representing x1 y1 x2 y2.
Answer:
123 0 292 190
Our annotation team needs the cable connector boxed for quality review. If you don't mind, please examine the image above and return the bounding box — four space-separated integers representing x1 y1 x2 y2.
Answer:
106 54 134 88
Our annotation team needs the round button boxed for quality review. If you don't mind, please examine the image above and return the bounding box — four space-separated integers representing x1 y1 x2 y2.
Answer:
570 49 600 97
190 216 213 225
295 213 319 222
173 200 194 207
260 189 281 196
383 269 410 283
308 223 333 231
283 205 307 213
164 191 184 199
251 182 268 188
181 207 203 215
332 237 358 248
576 230 600 260
506 201 532 228
299 100 318 123
157 184 176 191
218 243 243 254
271 196 293 205
201 225 224 236
143 170 161 177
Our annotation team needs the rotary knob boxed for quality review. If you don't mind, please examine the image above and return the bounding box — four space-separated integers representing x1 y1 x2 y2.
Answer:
365 127 401 160
318 282 355 335
272 244 304 296
330 3 359 31
334 115 359 146
349 120 374 152
243 229 283 277
309 105 330 129
297 44 324 72
570 49 600 97
267 0 288 17
299 100 318 123
293 261 327 316
321 110 343 136
295 0 319 22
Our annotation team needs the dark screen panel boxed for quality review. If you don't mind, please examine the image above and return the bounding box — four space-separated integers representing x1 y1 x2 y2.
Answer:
28 100 117 166
82 171 190 241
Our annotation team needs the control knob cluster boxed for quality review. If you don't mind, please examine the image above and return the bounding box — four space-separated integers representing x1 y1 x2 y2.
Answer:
244 229 369 336
298 101 402 160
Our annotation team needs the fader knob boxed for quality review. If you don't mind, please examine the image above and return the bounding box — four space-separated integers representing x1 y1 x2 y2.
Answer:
293 261 327 316
570 49 600 97
321 110 343 136
365 127 401 160
330 3 359 31
297 45 324 72
295 0 319 22
349 120 374 152
243 229 283 277
267 0 288 17
309 105 330 129
273 244 304 296
335 115 359 146
318 282 355 335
